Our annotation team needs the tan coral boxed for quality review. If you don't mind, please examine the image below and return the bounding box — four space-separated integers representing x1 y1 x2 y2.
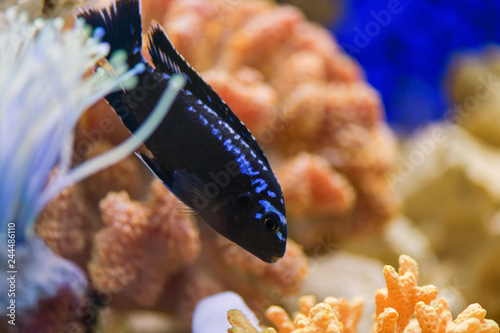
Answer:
288 21 361 82
397 47 500 322
160 0 222 71
173 266 226 327
271 51 327 97
228 309 278 333
277 82 327 144
445 47 500 147
89 179 200 306
374 255 438 333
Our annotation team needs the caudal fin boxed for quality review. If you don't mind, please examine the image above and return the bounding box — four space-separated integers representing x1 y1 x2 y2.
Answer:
75 0 143 66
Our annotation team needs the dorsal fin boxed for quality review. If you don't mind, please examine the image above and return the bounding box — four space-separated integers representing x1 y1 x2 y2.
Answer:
146 23 271 168
75 0 143 66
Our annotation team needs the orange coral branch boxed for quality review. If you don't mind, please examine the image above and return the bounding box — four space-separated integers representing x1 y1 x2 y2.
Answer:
266 306 295 333
374 308 399 333
374 255 438 333
415 299 499 333
226 255 498 333
264 296 363 333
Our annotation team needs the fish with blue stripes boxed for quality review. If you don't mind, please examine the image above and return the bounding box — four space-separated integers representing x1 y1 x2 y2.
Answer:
75 0 287 263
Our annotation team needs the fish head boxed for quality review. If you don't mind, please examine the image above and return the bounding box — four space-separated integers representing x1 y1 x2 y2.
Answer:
224 193 287 263
168 168 287 262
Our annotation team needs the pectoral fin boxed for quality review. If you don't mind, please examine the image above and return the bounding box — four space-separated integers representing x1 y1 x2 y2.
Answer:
171 169 212 212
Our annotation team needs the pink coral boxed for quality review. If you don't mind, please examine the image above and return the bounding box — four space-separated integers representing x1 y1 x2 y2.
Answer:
203 68 277 133
81 140 151 203
277 152 356 219
36 184 88 258
89 179 200 306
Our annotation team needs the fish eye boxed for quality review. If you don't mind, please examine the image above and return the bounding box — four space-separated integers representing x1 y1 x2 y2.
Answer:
261 212 279 233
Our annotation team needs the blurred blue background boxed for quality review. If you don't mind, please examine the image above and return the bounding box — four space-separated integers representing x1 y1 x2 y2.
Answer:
329 0 500 134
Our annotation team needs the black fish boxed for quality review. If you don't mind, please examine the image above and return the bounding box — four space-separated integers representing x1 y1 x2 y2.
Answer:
76 0 287 263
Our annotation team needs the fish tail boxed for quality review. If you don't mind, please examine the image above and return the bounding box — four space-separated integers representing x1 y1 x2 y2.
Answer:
75 0 143 67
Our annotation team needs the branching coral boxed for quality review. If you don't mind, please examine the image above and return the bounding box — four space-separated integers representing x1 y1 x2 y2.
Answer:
266 295 363 333
89 178 200 306
81 140 152 203
228 309 277 333
373 255 438 332
226 295 363 333
372 256 499 333
412 299 499 333
202 68 277 134
224 255 498 333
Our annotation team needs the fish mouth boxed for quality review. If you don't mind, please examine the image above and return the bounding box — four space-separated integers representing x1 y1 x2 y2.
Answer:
263 256 280 264
260 251 284 263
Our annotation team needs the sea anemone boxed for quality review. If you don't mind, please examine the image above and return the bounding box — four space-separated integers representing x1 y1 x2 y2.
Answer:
0 6 184 242
0 6 184 330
